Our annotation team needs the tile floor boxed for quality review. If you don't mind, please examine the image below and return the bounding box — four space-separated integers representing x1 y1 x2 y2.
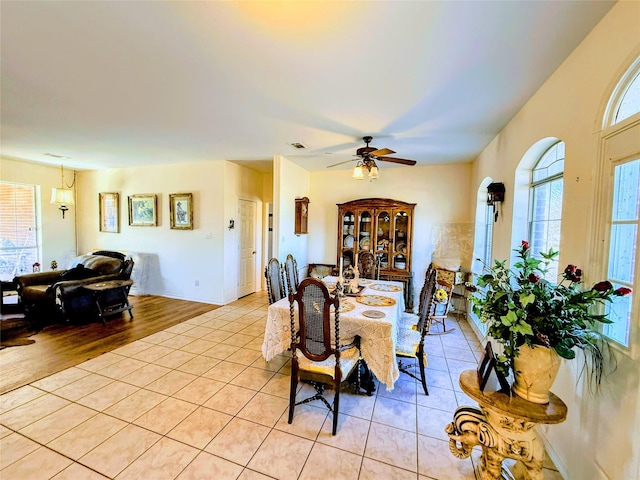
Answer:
0 292 562 479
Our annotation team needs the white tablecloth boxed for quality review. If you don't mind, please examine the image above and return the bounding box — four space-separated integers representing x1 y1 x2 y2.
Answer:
261 277 405 390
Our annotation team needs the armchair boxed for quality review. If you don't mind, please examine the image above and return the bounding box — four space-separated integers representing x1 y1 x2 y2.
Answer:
14 251 133 322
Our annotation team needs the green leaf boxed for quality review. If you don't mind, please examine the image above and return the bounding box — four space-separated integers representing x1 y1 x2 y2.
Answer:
520 293 535 307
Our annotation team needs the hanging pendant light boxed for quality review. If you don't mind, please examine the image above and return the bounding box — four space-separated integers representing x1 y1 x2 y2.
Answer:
50 164 76 218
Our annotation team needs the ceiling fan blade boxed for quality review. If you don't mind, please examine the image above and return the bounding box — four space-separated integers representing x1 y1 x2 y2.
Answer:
327 158 358 168
370 148 395 156
377 156 417 166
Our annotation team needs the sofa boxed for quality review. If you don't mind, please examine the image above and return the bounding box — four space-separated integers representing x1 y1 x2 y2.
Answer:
14 251 134 322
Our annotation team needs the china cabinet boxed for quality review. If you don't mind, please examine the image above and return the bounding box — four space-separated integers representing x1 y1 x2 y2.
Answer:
336 198 416 309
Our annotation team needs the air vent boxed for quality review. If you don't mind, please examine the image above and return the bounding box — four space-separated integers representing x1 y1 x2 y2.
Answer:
44 153 70 159
288 142 308 150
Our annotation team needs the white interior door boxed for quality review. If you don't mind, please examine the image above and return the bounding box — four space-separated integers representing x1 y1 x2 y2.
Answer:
238 199 256 297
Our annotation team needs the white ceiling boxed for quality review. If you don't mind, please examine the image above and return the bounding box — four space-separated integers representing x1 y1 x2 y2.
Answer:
1 1 615 174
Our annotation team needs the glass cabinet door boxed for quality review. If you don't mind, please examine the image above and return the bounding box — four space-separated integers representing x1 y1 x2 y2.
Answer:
341 210 355 267
393 210 410 270
358 210 373 253
376 210 391 268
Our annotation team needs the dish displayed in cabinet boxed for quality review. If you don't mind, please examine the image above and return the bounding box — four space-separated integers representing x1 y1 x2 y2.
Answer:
343 235 354 248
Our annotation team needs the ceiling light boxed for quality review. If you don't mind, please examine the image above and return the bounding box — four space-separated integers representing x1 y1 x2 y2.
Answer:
369 164 379 180
353 163 364 180
50 164 76 219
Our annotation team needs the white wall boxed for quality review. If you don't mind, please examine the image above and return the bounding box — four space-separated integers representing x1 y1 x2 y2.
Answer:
307 162 473 307
470 2 640 478
77 160 270 305
1 157 78 270
273 155 311 277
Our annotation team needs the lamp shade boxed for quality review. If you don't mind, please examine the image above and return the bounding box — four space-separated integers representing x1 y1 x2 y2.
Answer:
50 188 75 206
353 165 364 180
369 165 379 179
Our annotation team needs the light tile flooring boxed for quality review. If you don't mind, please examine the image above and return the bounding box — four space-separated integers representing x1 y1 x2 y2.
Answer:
0 292 562 479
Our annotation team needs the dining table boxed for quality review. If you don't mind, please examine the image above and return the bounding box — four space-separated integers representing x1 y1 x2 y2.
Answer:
261 276 405 391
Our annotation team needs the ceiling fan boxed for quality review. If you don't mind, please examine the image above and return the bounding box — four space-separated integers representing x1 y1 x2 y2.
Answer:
327 136 417 180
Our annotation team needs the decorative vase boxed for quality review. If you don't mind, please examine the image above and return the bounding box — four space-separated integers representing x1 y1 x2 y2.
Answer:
512 344 561 404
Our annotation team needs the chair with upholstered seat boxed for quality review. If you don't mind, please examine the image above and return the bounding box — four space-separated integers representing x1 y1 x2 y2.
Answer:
357 251 379 280
429 279 454 333
283 253 299 296
265 258 286 305
399 263 433 331
288 277 361 435
396 268 437 395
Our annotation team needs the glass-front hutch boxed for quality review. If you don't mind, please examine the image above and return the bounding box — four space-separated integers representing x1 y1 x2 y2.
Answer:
337 198 416 309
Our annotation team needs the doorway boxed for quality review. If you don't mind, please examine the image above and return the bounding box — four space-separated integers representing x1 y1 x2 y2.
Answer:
237 199 257 298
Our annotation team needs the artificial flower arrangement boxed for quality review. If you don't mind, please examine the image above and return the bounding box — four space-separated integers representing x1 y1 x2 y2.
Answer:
435 288 449 304
468 240 631 388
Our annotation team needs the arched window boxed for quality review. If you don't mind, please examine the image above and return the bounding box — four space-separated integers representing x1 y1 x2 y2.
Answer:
470 178 495 335
529 142 564 281
472 178 495 276
599 55 640 348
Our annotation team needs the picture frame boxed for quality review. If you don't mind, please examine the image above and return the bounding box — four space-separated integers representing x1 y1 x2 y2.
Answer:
128 194 158 226
477 342 510 392
169 193 193 230
99 192 120 233
294 197 309 235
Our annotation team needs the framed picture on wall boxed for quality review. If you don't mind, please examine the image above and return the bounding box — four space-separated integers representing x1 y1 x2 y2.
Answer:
294 197 309 235
99 192 120 233
169 193 193 230
128 194 158 226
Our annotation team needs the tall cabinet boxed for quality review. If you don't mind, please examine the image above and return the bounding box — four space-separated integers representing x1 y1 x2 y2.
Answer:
337 198 416 310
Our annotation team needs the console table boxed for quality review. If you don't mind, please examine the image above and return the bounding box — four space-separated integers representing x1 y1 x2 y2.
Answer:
83 279 134 325
446 370 567 480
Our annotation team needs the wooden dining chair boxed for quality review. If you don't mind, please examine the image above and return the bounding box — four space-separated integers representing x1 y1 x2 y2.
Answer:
357 251 379 280
288 277 361 435
429 279 454 333
396 268 437 395
284 253 299 295
399 263 433 330
265 257 286 304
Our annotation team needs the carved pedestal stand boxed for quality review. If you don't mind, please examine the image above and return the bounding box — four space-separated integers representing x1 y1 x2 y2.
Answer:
446 370 567 480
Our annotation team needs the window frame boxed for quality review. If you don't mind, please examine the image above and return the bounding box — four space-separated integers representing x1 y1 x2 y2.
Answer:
0 182 41 280
527 141 564 282
594 54 640 357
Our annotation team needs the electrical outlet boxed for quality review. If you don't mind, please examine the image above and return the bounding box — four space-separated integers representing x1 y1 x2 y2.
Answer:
195 280 199 287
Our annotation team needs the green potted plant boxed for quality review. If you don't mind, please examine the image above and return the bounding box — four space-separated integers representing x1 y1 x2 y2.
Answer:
468 240 631 403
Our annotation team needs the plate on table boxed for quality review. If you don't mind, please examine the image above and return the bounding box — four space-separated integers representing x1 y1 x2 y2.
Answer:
330 300 356 313
362 310 386 319
355 295 397 307
359 279 372 286
370 284 402 292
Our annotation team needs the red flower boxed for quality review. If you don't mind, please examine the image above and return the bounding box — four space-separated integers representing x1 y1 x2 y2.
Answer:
521 240 529 250
527 273 540 283
564 264 577 275
593 281 613 292
614 287 632 296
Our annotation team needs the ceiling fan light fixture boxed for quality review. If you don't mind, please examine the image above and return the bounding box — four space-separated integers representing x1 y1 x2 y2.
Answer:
353 163 364 180
368 164 379 180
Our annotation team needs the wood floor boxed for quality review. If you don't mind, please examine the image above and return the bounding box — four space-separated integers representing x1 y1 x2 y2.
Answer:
0 295 218 395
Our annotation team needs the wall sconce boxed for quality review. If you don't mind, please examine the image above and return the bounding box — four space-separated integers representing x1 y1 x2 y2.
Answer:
487 182 505 222
228 219 235 230
50 165 76 219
